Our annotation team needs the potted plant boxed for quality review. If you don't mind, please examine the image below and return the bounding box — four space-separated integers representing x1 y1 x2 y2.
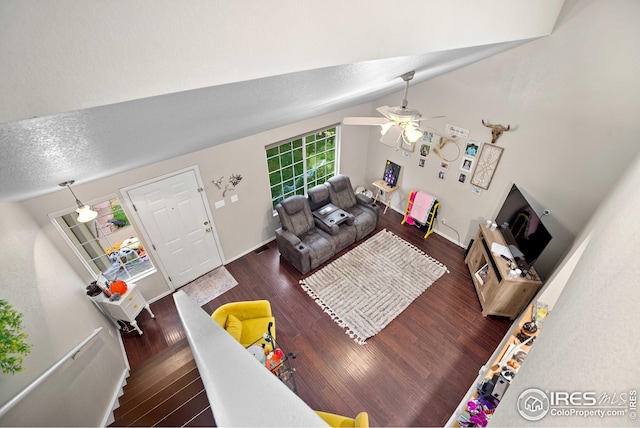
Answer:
0 300 31 374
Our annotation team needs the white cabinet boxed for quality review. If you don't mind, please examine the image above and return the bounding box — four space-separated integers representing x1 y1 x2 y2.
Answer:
92 283 155 335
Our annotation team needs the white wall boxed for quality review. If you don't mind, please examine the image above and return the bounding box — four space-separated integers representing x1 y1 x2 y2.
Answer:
21 104 372 301
0 202 127 426
363 0 640 280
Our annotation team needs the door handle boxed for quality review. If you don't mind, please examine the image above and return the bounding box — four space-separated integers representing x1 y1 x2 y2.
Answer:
205 228 212 233
204 221 209 225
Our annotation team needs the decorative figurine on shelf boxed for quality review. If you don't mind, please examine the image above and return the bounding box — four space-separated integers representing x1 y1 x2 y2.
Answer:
516 320 538 344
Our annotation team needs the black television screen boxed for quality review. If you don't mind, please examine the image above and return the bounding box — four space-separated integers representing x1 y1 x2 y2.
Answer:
383 160 401 187
495 184 552 269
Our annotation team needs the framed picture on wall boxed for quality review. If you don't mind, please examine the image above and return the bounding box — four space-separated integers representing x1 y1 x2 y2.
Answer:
471 144 504 190
459 156 475 172
465 140 480 157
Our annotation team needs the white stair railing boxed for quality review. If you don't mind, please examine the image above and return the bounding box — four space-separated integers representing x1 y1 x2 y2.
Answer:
0 327 103 418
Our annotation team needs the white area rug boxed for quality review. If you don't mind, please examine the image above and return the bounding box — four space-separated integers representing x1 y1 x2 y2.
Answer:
300 229 448 344
181 266 238 306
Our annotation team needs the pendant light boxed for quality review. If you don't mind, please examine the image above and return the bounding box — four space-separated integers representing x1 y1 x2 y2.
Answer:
59 180 98 223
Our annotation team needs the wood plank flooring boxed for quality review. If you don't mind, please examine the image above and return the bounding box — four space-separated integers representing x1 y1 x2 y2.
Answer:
115 210 513 427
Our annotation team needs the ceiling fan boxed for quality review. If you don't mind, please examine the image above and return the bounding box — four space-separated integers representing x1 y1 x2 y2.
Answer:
343 71 443 150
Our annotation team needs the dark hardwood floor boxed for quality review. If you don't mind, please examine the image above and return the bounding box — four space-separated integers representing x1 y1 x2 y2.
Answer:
117 210 512 427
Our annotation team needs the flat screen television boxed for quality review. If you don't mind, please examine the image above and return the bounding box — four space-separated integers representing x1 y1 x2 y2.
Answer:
383 160 401 187
495 184 552 270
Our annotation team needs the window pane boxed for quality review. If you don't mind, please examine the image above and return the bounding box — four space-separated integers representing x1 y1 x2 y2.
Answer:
326 162 335 175
266 147 279 158
267 157 280 172
283 179 294 194
269 171 281 186
306 142 316 156
280 151 293 167
292 138 303 148
282 166 294 181
279 142 292 153
292 148 303 163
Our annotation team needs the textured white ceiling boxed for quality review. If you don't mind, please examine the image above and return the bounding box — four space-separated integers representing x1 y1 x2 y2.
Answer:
0 0 564 202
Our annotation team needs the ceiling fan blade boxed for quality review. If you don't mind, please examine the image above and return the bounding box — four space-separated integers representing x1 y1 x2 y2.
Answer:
415 115 446 122
343 116 389 126
376 105 392 120
379 125 403 149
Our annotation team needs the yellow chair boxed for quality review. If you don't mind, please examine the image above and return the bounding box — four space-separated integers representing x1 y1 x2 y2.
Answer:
315 411 369 428
211 300 276 350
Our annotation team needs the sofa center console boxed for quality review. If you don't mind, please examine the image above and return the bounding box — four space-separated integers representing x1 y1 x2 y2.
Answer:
312 203 350 228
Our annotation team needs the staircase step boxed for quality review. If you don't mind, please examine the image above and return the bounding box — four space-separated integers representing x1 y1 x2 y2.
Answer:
184 407 216 427
122 338 193 390
155 389 211 427
114 362 200 423
127 376 206 427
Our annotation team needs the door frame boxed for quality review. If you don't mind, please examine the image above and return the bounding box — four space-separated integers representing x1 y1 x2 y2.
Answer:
120 165 225 290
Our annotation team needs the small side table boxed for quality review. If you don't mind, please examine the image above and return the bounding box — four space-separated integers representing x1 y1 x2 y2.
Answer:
92 283 155 335
372 180 398 214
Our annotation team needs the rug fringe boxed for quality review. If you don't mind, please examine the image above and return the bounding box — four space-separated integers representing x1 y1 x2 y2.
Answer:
300 279 367 345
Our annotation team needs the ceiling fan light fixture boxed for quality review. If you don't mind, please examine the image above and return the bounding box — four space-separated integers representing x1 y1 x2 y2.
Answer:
404 126 424 143
380 123 393 135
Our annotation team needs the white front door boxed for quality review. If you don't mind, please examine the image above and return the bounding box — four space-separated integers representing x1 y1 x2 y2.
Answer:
123 167 223 289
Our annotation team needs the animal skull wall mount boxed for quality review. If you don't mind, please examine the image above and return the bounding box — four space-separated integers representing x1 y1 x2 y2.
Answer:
482 120 511 144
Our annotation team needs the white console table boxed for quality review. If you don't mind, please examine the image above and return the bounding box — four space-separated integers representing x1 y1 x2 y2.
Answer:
92 283 155 335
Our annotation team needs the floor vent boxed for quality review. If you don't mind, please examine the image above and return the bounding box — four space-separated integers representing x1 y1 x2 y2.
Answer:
254 245 269 254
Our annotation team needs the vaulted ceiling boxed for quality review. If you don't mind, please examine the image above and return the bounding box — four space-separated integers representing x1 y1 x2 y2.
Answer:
0 1 564 202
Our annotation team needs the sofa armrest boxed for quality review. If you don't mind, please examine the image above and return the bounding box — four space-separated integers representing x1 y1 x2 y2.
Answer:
355 193 374 205
276 228 301 246
275 228 312 274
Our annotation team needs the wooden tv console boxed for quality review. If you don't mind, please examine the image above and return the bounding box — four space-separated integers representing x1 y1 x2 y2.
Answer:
465 224 543 320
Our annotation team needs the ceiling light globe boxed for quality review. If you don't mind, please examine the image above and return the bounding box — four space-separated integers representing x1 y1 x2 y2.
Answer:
76 205 98 223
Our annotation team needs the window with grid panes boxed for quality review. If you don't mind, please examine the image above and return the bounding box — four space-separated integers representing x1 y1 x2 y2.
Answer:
266 126 339 207
51 197 155 282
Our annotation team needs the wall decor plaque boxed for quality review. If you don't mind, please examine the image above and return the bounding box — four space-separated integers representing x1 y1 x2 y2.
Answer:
470 144 504 190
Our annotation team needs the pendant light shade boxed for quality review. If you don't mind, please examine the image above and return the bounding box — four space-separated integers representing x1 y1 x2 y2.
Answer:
59 180 98 223
403 124 424 143
76 204 98 222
